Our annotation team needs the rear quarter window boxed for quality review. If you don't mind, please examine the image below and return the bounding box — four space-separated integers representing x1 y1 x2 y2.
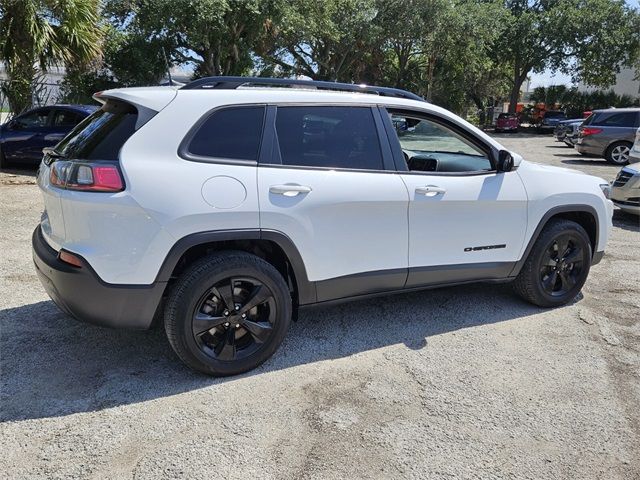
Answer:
595 111 639 127
184 106 265 161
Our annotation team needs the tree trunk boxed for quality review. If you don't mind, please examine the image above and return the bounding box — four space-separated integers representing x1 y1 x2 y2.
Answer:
509 67 528 113
426 54 436 102
508 81 520 113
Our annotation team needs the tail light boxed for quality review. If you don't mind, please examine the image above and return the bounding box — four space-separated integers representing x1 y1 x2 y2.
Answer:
50 161 124 192
580 127 603 137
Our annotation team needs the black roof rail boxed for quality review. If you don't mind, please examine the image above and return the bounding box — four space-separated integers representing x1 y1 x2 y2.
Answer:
180 76 424 102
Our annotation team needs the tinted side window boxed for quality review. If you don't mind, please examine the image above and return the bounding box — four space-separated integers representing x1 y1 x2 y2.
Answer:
53 110 82 127
187 107 265 160
16 109 50 128
596 112 638 127
56 100 138 160
275 106 383 170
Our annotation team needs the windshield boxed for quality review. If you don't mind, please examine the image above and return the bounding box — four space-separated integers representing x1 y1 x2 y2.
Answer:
545 111 565 118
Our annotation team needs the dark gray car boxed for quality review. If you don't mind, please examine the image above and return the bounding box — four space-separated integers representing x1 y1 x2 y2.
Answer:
575 108 640 165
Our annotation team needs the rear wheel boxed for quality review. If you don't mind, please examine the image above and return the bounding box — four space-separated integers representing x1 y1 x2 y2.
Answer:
513 219 591 307
605 141 631 165
164 251 292 376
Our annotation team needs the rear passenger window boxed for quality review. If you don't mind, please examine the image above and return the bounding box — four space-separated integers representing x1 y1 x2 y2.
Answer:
274 106 384 170
187 107 265 160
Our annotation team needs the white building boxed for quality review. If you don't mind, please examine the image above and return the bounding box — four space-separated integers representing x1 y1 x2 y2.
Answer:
579 67 640 98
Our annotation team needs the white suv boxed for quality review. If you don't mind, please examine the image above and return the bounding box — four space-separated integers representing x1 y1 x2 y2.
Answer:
33 77 614 375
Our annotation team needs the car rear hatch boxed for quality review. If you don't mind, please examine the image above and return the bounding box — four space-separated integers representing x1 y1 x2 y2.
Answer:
37 87 177 250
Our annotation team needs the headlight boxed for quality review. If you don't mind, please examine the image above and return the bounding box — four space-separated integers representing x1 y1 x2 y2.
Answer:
600 183 611 199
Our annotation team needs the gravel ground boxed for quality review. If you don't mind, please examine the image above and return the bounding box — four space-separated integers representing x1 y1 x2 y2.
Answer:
1 134 639 479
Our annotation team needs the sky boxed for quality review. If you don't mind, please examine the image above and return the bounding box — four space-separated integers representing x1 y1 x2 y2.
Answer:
529 0 639 89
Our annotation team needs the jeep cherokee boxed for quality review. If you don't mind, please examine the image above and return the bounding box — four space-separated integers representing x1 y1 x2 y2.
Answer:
32 77 614 376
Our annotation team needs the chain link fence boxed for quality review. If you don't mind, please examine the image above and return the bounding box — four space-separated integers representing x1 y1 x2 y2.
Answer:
0 78 64 123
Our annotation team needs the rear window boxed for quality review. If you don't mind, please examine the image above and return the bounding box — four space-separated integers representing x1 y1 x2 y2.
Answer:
55 100 138 160
185 107 265 161
544 111 565 118
498 113 515 119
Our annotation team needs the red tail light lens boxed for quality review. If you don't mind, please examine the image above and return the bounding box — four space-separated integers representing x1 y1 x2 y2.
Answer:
49 161 124 192
580 127 603 137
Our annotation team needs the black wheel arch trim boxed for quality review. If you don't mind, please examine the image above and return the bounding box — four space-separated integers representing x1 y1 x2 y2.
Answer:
155 229 317 305
509 204 601 277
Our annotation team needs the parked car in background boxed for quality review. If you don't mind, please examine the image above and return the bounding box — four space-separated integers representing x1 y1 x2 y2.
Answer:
536 110 567 132
629 127 640 164
554 118 583 145
495 113 519 132
575 108 640 165
0 104 97 168
610 164 640 215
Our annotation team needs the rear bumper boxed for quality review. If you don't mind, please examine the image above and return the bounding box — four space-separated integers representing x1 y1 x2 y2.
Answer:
32 226 165 329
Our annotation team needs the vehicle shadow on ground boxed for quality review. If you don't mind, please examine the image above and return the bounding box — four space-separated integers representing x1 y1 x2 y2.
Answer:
0 283 546 422
559 157 610 165
613 209 640 232
489 132 547 140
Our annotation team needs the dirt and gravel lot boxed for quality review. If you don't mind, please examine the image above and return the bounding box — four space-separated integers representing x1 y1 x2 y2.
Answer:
1 134 639 480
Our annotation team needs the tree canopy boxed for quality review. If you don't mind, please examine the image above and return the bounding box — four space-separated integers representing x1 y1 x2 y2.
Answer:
1 0 639 116
0 0 103 112
493 0 640 112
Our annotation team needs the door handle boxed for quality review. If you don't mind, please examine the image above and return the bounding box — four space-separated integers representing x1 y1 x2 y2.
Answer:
415 185 446 196
269 184 312 197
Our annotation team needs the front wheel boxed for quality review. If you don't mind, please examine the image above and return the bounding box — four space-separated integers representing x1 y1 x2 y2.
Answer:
164 251 292 376
513 219 592 307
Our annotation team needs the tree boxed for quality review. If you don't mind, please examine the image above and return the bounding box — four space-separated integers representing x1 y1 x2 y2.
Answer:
376 0 509 111
493 0 640 112
0 0 102 113
258 0 384 81
106 0 277 79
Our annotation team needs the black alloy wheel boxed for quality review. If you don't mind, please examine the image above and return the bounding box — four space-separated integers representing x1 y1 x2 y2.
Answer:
539 233 585 297
192 277 276 361
513 219 591 307
164 251 292 376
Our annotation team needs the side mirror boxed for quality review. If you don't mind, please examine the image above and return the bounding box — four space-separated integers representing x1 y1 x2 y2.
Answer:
497 150 514 172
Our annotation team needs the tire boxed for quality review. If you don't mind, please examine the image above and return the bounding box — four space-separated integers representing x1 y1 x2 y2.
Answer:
605 141 631 165
164 251 292 376
0 146 8 169
513 219 592 308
